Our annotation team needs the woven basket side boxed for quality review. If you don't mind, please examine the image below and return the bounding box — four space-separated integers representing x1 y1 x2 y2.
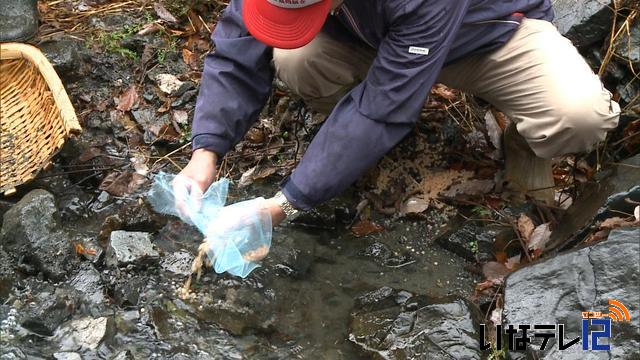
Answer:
0 43 81 194
0 43 81 133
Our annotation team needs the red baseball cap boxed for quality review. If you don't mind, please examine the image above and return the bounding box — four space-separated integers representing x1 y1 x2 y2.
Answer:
243 0 332 49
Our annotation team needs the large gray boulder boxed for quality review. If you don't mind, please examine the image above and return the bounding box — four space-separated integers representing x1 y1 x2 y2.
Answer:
503 227 640 359
0 190 76 281
552 0 614 48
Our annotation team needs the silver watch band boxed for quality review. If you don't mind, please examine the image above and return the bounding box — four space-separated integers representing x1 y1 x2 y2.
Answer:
274 191 300 220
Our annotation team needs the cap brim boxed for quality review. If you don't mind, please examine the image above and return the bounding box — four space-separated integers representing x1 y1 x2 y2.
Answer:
243 0 332 49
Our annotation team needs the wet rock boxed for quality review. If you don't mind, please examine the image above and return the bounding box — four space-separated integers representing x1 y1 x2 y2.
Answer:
160 251 194 276
21 285 75 336
0 190 76 281
552 0 613 48
614 21 639 64
359 242 415 268
99 201 167 242
68 263 106 306
113 276 148 306
53 353 82 360
106 231 159 267
172 81 196 98
0 247 14 301
197 287 277 335
55 316 115 351
267 231 315 278
503 227 640 359
148 299 199 341
171 89 197 108
0 0 38 42
349 287 483 359
548 154 640 251
436 223 500 263
40 37 88 80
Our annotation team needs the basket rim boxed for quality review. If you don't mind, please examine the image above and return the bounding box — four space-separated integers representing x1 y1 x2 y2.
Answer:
1 42 82 133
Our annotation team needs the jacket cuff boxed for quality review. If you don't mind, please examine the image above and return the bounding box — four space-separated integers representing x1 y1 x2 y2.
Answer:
280 176 315 212
191 134 232 158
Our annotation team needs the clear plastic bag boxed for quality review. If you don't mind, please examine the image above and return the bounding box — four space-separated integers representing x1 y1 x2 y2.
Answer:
147 172 271 278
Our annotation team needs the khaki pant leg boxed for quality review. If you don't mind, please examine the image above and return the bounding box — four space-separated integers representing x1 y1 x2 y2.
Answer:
438 18 620 158
273 33 376 114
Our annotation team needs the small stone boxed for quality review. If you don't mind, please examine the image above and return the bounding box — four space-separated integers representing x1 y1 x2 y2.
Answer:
55 316 114 351
160 251 195 276
106 231 159 267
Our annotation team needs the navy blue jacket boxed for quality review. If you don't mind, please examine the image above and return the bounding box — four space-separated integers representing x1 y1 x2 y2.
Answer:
192 0 554 210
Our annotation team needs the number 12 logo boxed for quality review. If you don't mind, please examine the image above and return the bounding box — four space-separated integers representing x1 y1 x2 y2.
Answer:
582 318 611 351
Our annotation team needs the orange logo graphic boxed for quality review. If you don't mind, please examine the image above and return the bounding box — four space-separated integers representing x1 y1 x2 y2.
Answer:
605 300 630 322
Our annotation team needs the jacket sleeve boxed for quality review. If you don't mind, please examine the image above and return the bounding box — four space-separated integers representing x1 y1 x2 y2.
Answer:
191 0 274 156
281 0 470 211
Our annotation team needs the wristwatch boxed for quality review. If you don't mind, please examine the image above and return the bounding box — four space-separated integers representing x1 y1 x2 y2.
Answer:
273 190 300 221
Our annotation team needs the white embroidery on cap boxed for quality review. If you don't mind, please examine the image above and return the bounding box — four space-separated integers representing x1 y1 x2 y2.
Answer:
408 46 430 55
267 0 323 9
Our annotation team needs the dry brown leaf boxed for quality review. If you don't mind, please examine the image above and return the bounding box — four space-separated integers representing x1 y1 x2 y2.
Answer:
431 83 458 101
516 214 535 243
116 85 139 112
441 179 494 198
78 147 103 162
182 48 199 68
600 217 632 229
482 261 511 281
238 166 278 188
351 220 384 237
154 2 178 23
484 110 503 151
99 172 146 197
505 254 521 271
528 222 552 251
137 22 163 36
401 197 430 214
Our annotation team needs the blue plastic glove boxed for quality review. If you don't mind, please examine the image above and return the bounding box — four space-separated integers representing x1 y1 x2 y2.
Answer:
147 172 272 278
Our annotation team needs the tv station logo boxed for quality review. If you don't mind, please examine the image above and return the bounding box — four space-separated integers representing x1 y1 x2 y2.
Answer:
480 299 631 352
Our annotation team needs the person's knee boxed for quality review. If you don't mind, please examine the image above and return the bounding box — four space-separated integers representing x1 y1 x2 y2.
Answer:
525 90 620 157
273 43 328 100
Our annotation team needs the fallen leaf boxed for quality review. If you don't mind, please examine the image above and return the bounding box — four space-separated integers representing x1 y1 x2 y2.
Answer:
600 217 632 229
482 261 510 281
489 306 502 327
528 222 552 251
182 48 198 68
484 110 503 151
137 22 163 36
475 278 503 296
75 243 97 256
154 73 184 95
505 254 521 271
516 214 535 243
431 83 458 101
441 179 494 198
238 165 278 188
78 147 103 162
154 2 178 23
99 171 146 197
116 85 139 112
495 251 508 264
401 196 430 214
351 220 384 237
173 110 189 125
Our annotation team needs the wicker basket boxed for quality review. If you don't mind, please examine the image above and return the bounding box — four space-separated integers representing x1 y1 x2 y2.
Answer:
1 43 81 195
